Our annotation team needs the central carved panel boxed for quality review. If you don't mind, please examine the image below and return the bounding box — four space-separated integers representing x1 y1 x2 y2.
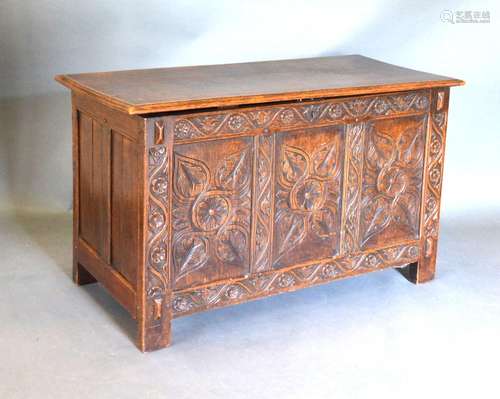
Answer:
172 138 253 289
272 126 345 268
359 115 426 250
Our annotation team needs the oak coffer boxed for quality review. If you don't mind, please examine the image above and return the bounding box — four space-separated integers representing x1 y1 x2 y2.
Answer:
55 55 463 351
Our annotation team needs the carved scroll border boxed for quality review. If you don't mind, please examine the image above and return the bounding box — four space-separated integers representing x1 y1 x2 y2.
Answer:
340 123 365 255
171 90 431 141
143 120 173 343
421 89 449 259
172 242 419 317
252 134 275 272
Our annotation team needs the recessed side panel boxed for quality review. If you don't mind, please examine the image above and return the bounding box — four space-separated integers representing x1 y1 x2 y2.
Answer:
272 126 345 269
111 131 140 284
78 114 111 261
359 115 427 250
171 137 254 289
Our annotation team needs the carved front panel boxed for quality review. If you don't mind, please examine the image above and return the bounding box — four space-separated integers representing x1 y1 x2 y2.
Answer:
272 126 345 268
172 138 253 289
161 89 432 292
359 115 426 250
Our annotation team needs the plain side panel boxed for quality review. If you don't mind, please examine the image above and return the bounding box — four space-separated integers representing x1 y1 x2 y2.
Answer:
111 131 139 284
78 114 111 261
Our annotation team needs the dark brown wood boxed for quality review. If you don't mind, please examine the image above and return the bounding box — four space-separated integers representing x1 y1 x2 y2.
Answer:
72 93 144 143
71 102 95 286
56 55 463 114
138 121 174 351
272 125 344 269
78 239 136 317
111 133 140 284
56 56 462 351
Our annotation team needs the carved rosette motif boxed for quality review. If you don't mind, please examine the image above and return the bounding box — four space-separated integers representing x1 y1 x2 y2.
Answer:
253 135 274 272
146 144 170 324
172 143 252 285
341 124 365 254
172 243 420 316
273 133 343 267
172 91 430 141
359 119 425 248
422 91 448 257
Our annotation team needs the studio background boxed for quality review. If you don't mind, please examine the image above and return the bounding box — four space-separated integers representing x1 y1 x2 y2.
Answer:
1 1 499 399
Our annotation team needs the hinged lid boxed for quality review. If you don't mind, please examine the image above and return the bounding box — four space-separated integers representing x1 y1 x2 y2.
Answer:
55 55 463 115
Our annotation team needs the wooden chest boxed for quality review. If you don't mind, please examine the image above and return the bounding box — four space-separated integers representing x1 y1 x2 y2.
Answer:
55 55 463 351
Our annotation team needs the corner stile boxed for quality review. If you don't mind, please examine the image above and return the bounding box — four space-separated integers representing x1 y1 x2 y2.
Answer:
137 117 174 351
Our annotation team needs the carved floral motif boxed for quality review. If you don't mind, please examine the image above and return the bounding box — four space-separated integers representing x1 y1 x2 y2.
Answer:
172 143 252 285
422 98 447 258
274 132 343 267
359 119 425 248
192 194 230 232
146 145 170 324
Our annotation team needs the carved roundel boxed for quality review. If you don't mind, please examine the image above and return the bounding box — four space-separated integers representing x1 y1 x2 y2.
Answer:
290 178 326 211
376 166 410 198
192 192 231 232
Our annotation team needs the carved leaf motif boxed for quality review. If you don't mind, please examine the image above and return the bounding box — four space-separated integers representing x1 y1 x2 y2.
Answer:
215 148 250 191
216 226 248 265
280 145 309 186
174 154 209 199
255 219 269 255
174 235 208 280
257 151 271 187
397 125 424 167
365 128 395 170
192 114 225 133
391 94 414 111
302 104 323 122
313 143 340 179
275 211 307 259
346 98 371 116
311 207 337 238
393 193 419 232
362 196 392 243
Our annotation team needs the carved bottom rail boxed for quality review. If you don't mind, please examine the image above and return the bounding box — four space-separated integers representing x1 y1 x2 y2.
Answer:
172 242 419 317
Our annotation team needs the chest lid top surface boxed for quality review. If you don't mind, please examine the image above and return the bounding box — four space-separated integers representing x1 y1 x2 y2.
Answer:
55 55 463 115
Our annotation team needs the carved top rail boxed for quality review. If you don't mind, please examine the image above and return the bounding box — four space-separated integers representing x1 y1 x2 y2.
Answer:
169 90 431 142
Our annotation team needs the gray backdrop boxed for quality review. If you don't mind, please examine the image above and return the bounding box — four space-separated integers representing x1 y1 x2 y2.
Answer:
1 0 498 215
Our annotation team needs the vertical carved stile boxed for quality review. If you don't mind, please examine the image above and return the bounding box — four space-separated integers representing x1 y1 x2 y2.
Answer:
422 90 448 258
340 124 365 255
252 134 275 272
140 119 173 351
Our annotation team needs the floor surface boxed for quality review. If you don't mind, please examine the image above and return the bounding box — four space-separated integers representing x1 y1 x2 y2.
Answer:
1 210 499 398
